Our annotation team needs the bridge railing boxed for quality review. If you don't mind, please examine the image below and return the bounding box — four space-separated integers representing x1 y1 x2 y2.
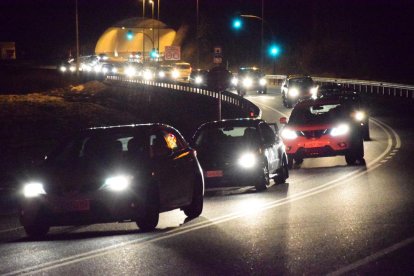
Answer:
266 75 414 99
106 75 262 118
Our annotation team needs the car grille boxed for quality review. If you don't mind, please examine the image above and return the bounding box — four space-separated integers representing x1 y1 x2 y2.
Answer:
298 129 328 139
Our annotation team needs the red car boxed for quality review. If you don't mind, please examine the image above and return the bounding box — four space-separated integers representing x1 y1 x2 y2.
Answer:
280 98 365 168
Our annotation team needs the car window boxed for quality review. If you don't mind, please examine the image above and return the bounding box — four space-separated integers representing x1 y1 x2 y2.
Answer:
195 126 260 148
259 123 276 144
289 102 350 124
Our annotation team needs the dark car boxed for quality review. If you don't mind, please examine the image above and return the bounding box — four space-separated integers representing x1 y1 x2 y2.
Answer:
280 97 366 168
281 75 317 108
189 69 209 86
191 119 289 191
236 67 267 96
19 124 204 237
206 66 232 91
317 83 370 140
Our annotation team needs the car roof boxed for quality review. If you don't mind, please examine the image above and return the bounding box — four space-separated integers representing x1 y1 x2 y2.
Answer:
196 118 264 130
287 75 312 80
85 123 178 134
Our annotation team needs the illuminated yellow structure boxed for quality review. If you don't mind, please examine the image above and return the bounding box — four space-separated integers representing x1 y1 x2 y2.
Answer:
95 17 176 61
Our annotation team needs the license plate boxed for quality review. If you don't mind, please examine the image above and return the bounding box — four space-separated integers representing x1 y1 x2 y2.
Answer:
205 170 223 178
305 142 323 148
60 199 90 212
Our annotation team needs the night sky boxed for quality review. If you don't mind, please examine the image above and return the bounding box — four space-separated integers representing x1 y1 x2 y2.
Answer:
0 0 413 82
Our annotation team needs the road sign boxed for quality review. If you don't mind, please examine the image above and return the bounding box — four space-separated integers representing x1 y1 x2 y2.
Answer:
214 46 222 55
164 46 181 61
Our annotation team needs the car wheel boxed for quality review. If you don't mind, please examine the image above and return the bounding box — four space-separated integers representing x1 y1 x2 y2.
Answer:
136 187 159 232
345 137 364 165
287 155 294 169
274 157 289 184
183 175 204 219
294 157 303 165
24 222 49 238
255 164 270 191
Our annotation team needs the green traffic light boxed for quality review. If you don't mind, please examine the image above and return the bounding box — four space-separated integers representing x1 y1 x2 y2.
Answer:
269 45 281 57
126 30 134 41
233 18 242 29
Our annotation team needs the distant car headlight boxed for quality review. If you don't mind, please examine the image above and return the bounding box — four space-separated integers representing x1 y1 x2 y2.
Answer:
69 66 76 72
195 76 203 84
93 65 101 73
125 66 136 77
172 70 180 79
238 153 257 169
330 124 350 137
281 129 298 140
103 175 133 192
231 77 238 86
310 87 318 98
23 182 46 198
243 77 253 88
102 67 109 74
288 88 299 97
158 71 165 78
111 67 118 74
60 66 67 72
143 70 153 80
259 78 267 86
354 111 365 122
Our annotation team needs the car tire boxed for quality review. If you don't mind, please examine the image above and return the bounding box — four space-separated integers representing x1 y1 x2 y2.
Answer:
183 175 204 219
294 157 303 165
274 158 289 184
24 222 49 238
136 187 159 232
255 164 270 191
287 155 294 169
345 136 364 166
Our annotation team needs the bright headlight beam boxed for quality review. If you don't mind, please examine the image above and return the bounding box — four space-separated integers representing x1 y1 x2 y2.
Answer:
281 129 298 140
231 77 238 86
259 78 267 86
195 76 203 84
238 153 257 169
23 182 46 198
355 111 365 121
243 77 253 88
288 88 299 97
104 175 133 191
330 124 350 137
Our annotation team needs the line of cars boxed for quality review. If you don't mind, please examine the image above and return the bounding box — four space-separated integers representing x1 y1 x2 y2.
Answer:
18 117 289 238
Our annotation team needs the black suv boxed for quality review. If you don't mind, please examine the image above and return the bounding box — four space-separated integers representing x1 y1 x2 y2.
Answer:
281 75 317 107
236 67 267 96
191 119 289 191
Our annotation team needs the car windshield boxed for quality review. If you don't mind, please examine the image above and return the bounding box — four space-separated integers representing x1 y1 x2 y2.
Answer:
195 126 259 149
49 132 149 165
289 102 352 125
176 64 190 69
290 77 314 87
239 69 262 77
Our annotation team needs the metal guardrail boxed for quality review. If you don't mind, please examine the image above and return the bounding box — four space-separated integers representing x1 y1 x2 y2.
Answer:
266 75 414 99
107 75 262 118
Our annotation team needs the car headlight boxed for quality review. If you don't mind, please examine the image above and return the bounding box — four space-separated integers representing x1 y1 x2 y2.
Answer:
23 182 46 198
231 77 238 86
143 70 153 80
310 87 318 98
60 66 67 72
102 67 109 74
330 124 350 137
354 111 365 122
112 67 118 74
259 78 267 86
195 76 203 84
103 175 133 192
93 65 101 73
69 66 76 72
238 153 257 169
172 70 180 79
158 71 165 78
243 77 253 88
288 88 299 97
281 129 298 140
125 66 136 77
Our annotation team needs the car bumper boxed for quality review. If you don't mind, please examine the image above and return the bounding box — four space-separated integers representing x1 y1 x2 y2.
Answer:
203 165 263 188
284 136 352 159
19 190 145 227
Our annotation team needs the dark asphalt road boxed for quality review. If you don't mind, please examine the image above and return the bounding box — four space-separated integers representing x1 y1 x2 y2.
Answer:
0 87 413 275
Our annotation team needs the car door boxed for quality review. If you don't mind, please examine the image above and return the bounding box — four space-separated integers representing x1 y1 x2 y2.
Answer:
259 122 281 174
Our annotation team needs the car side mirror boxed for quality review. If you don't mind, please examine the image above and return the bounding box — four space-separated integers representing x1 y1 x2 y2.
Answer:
280 117 287 124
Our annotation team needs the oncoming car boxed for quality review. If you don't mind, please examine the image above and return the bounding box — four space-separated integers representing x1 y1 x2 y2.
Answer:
191 119 289 191
281 75 317 108
317 83 370 140
173 62 192 81
19 124 204 237
235 67 267 96
280 98 366 168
